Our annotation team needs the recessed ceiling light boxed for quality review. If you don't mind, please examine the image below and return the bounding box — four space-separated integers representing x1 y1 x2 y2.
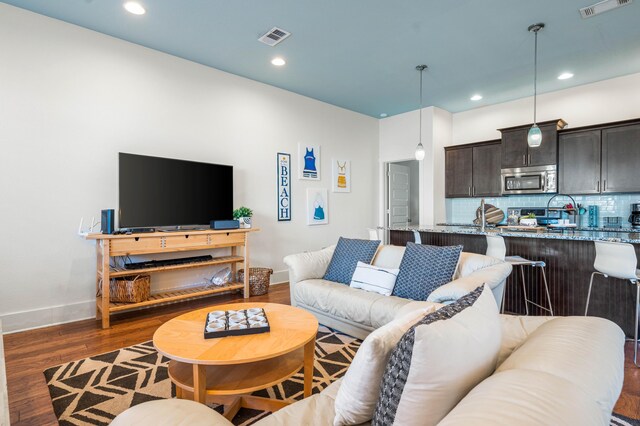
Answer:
124 2 146 15
558 72 574 80
470 94 483 101
380 113 388 118
271 57 286 66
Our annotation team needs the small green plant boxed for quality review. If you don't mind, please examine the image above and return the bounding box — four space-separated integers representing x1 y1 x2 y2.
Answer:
233 207 253 219
525 213 536 219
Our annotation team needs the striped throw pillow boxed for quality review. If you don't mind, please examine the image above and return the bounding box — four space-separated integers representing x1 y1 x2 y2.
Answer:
349 262 400 296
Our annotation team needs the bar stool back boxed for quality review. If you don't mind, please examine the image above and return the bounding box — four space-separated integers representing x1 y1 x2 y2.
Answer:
584 240 640 367
485 234 553 316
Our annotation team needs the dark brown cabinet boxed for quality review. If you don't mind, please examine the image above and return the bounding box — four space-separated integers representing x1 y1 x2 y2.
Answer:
559 130 601 194
472 143 502 197
602 123 640 193
445 141 501 198
558 121 640 195
500 119 567 169
445 146 473 198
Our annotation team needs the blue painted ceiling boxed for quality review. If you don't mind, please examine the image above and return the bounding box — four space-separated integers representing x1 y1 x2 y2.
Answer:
3 0 640 117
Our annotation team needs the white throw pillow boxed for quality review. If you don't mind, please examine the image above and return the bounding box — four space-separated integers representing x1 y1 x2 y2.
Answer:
349 261 399 296
372 285 501 426
333 304 438 426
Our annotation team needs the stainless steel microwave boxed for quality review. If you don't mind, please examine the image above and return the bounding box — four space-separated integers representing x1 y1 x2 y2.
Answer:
501 165 557 195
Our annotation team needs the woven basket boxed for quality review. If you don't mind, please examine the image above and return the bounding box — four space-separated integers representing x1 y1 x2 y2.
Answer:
237 267 273 296
108 275 151 303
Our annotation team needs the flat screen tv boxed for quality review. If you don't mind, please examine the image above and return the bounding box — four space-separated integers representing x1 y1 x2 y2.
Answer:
119 153 233 229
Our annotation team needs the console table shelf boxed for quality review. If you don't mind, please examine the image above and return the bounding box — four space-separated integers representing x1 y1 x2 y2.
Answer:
105 255 245 278
105 282 245 313
86 228 258 328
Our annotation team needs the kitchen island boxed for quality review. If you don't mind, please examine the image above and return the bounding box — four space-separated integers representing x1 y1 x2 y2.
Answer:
390 225 640 337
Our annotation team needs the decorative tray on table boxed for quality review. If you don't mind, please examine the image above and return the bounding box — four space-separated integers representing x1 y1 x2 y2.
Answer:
204 308 270 339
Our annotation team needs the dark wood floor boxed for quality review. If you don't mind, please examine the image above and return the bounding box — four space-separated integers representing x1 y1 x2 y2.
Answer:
3 284 639 425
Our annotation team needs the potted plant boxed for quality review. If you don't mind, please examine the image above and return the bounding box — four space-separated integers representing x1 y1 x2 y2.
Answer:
519 213 537 227
233 207 253 229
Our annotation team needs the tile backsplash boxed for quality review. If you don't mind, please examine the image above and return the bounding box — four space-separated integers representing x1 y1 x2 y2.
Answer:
446 193 640 225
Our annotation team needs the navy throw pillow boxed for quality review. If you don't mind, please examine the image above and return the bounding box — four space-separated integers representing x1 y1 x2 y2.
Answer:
392 242 463 301
324 237 381 284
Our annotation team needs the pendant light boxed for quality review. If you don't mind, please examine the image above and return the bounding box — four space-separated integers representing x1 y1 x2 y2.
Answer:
527 23 544 148
414 65 427 161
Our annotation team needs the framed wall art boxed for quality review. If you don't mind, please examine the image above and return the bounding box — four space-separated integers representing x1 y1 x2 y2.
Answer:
298 143 321 180
306 188 328 225
331 159 351 193
277 152 291 221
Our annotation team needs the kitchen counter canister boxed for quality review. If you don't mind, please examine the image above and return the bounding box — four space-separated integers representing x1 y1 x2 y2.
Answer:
391 224 640 244
389 227 640 338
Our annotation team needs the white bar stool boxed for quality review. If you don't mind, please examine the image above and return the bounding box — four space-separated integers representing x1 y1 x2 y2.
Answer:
584 240 640 368
486 234 553 316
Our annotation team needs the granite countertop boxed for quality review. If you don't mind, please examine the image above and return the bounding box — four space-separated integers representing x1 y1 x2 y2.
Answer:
390 224 640 244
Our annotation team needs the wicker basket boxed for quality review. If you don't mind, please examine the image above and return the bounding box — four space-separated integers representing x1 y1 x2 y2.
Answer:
237 268 273 296
108 275 151 303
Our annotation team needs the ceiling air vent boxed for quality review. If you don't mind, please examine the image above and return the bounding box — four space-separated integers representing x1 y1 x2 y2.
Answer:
258 27 291 47
579 0 632 18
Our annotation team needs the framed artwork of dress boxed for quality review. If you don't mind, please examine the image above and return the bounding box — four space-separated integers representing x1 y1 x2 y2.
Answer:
298 143 321 180
331 159 351 192
306 188 328 225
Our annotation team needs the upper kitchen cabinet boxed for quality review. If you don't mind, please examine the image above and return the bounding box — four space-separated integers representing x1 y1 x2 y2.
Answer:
499 119 567 169
472 142 502 197
445 146 473 198
445 141 501 198
559 130 601 194
602 123 640 193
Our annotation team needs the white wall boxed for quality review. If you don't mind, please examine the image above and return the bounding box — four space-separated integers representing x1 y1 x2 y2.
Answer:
452 72 640 145
0 5 378 332
379 106 451 227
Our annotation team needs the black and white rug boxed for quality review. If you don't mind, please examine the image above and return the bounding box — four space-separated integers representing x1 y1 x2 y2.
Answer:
44 325 360 425
44 325 639 426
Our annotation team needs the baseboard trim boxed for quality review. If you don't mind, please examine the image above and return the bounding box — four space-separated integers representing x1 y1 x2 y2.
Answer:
271 269 288 285
0 300 95 334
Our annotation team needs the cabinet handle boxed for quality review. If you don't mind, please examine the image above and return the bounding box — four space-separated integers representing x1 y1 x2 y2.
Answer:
528 154 531 165
473 186 476 196
603 180 606 192
522 154 526 165
596 180 600 192
468 186 471 196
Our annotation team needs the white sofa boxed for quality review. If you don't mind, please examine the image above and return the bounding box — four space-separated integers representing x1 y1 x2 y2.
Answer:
282 244 513 339
113 314 625 426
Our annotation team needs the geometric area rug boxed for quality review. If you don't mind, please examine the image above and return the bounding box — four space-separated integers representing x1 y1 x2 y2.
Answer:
44 325 361 425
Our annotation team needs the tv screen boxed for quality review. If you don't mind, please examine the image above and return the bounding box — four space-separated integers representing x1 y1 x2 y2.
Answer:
118 153 233 228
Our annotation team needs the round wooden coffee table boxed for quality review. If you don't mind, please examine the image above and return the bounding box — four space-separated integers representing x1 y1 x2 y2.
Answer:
153 302 318 420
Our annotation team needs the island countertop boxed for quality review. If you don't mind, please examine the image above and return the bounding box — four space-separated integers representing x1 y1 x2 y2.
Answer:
388 224 640 244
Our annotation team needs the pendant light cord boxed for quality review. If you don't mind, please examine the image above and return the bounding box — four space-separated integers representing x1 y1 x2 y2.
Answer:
419 68 423 143
533 28 538 124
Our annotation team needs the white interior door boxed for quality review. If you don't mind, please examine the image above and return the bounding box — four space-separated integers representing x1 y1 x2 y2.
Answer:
388 163 410 227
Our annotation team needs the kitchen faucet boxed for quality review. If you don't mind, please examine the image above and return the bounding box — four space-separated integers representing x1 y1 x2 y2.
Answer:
480 198 486 232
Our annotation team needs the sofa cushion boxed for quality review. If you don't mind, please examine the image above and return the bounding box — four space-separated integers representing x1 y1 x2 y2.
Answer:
437 369 607 426
392 243 463 301
111 399 232 426
349 261 399 296
333 305 438 426
372 285 501 426
372 245 406 269
294 279 412 328
495 316 625 419
324 237 381 284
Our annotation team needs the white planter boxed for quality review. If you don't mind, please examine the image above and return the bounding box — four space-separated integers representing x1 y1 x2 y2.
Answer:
238 217 252 228
519 218 538 227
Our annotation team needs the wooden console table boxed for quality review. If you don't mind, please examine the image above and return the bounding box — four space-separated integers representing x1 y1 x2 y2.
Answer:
86 228 258 328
